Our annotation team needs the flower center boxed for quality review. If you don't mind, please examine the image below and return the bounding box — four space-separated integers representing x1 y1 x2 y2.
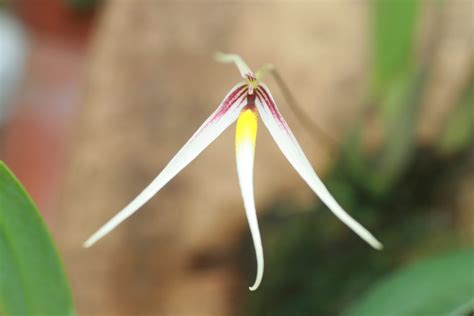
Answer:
245 72 259 95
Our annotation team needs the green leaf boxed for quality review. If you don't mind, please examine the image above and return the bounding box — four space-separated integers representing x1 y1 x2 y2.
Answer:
372 0 420 95
345 248 474 316
343 69 427 196
373 69 426 193
341 0 422 196
0 161 75 316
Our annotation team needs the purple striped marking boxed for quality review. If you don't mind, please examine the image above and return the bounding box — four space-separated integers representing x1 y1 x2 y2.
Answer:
256 86 290 134
246 93 256 109
208 84 248 125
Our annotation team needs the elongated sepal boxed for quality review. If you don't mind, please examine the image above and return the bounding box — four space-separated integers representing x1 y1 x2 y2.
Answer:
215 52 254 80
255 84 383 250
235 105 264 291
83 83 248 247
255 64 275 82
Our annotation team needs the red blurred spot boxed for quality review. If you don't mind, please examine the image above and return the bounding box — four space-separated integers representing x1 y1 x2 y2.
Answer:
3 0 95 230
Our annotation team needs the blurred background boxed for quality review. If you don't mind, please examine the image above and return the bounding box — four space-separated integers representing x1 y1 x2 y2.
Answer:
0 0 473 315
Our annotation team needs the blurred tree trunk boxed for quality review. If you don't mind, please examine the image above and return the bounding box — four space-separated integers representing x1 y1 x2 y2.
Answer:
56 1 368 315
56 3 245 314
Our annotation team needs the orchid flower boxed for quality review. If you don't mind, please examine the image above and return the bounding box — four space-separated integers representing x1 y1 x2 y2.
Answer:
84 53 383 291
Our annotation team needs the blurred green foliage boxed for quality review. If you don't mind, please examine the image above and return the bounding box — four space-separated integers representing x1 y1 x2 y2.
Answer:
343 69 426 196
372 0 419 95
245 148 470 315
346 248 474 316
246 0 473 315
349 0 425 195
0 162 75 316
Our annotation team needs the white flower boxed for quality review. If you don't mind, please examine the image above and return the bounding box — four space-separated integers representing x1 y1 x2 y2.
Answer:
84 53 383 291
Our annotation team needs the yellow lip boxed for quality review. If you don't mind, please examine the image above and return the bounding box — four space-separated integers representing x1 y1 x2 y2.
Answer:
236 107 258 149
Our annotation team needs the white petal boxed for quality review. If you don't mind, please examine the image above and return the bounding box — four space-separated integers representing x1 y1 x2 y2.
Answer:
235 106 264 291
214 52 253 79
84 83 248 247
255 84 383 250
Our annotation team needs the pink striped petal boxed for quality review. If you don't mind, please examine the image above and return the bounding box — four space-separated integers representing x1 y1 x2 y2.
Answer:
84 83 248 247
255 84 383 250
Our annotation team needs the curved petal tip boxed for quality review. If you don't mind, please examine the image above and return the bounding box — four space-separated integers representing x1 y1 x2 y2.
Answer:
373 240 384 251
249 264 263 291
